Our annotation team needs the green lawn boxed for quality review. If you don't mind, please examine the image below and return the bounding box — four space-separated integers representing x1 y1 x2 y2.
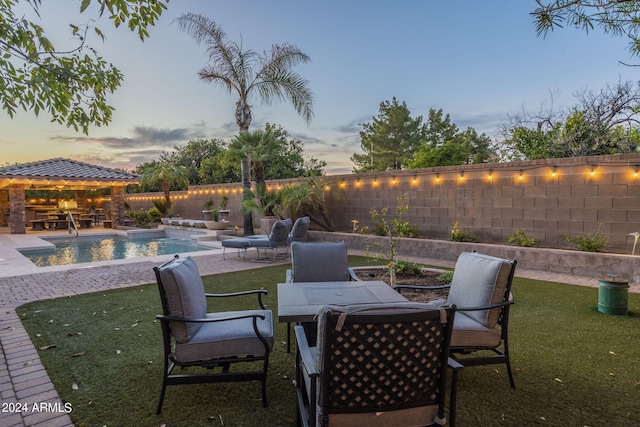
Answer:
18 258 640 426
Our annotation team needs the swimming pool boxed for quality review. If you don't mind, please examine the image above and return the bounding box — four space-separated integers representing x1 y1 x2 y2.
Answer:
20 235 215 267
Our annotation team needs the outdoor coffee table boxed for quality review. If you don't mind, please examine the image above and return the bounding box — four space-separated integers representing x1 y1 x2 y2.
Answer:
277 280 408 324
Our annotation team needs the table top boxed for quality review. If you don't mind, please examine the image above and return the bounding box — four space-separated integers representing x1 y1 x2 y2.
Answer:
277 280 408 323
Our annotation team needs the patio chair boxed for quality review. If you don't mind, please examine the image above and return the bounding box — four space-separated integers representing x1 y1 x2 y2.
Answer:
295 302 462 427
153 255 274 414
284 241 361 352
394 251 518 389
287 216 311 243
247 219 291 262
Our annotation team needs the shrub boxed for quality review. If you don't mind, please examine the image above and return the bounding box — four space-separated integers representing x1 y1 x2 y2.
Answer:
448 221 478 242
507 230 536 247
566 224 608 252
126 210 155 228
437 270 454 283
394 260 422 275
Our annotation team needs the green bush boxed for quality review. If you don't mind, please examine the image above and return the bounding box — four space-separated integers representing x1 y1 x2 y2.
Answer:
566 225 608 252
437 270 454 283
126 210 154 228
148 207 162 223
507 230 536 247
394 260 422 275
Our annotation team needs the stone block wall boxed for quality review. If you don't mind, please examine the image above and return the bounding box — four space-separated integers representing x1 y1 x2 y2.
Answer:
125 153 640 253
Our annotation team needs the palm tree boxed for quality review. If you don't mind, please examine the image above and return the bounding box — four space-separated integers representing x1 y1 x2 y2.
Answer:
175 13 314 235
280 176 337 231
139 162 189 211
229 129 277 187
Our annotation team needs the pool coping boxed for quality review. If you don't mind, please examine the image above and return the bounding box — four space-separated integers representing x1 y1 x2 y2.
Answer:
0 229 223 278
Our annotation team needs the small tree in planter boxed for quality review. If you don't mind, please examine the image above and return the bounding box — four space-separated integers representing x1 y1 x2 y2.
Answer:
364 193 417 286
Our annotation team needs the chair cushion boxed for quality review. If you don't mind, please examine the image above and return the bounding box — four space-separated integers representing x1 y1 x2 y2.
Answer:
291 241 350 282
249 220 290 248
289 216 310 242
221 238 252 249
157 256 207 343
173 310 274 363
450 312 502 348
447 252 512 328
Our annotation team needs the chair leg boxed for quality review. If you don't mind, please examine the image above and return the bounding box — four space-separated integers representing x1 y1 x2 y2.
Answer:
504 339 516 389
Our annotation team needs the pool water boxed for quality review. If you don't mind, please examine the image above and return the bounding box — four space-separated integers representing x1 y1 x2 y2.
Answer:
20 235 214 267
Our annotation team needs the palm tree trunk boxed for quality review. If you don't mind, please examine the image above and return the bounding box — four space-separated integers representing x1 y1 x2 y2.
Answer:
163 179 171 210
240 157 254 235
237 103 255 235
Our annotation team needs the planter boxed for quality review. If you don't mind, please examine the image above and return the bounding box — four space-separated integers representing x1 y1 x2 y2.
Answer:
260 216 279 235
204 220 229 230
219 209 230 221
309 231 640 285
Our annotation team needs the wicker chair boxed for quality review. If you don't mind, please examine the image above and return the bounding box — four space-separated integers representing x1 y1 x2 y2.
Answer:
153 255 274 413
295 302 461 427
394 251 518 388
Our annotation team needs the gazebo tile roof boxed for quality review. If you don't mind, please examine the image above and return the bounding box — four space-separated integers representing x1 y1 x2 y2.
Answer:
0 158 138 181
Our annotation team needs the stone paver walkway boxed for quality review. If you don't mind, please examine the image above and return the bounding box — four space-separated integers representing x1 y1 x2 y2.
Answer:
1 249 637 426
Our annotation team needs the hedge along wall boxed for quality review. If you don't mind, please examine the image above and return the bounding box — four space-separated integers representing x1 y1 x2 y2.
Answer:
125 153 640 253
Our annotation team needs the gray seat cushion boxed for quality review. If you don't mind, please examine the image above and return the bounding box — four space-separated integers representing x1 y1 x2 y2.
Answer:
290 241 350 282
450 311 502 348
447 252 512 328
221 238 252 249
173 310 274 363
157 256 207 343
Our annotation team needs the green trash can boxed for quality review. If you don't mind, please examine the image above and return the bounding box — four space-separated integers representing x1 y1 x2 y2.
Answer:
598 277 629 315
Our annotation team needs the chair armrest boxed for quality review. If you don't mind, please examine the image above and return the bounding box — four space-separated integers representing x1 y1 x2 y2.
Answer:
205 289 268 309
348 267 362 281
286 269 293 283
393 283 451 292
156 311 266 324
448 357 464 371
294 325 319 377
454 299 514 312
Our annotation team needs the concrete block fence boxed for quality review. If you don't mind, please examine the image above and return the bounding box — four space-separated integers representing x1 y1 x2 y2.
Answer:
126 153 640 254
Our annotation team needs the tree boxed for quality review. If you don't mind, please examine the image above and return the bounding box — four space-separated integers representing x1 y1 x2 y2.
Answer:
175 13 314 235
532 1 640 59
161 138 228 186
229 129 278 188
260 123 325 179
499 79 640 159
352 98 426 172
409 109 495 168
0 0 168 133
280 176 336 231
139 162 189 210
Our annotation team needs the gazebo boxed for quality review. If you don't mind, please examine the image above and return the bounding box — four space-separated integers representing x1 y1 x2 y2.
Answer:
0 158 139 234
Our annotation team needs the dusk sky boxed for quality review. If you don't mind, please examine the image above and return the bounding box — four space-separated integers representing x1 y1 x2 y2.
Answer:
1 1 638 174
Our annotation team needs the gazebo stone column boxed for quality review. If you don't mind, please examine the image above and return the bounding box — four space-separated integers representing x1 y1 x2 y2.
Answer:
75 190 87 212
111 186 125 228
0 189 8 226
9 184 26 234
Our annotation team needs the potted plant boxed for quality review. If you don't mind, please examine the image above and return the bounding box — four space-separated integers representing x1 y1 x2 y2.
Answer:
202 198 215 220
204 208 227 230
219 194 230 221
242 184 282 234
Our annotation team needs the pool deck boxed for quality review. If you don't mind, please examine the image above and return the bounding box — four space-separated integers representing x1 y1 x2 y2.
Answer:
0 229 637 426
